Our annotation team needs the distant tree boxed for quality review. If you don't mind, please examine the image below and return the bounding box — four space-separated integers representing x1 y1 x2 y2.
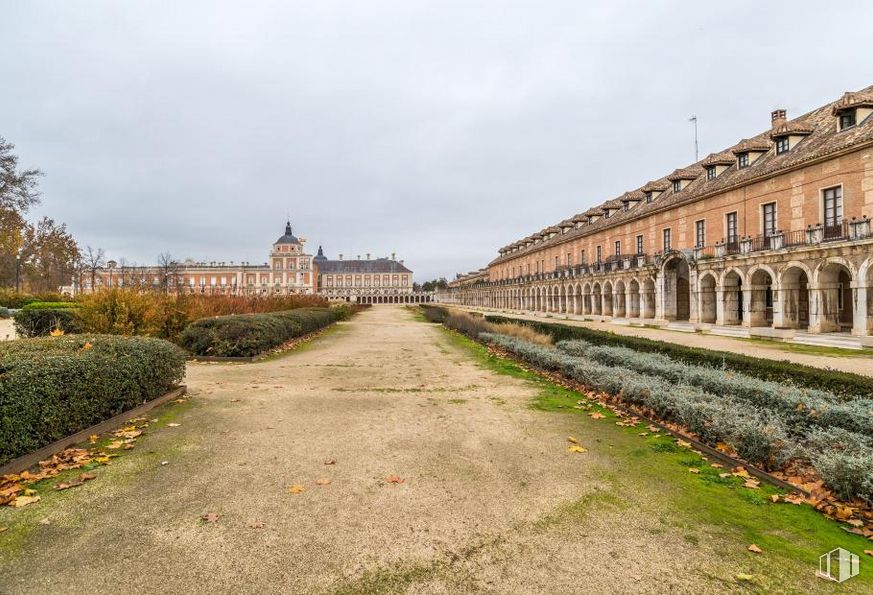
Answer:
0 136 42 214
157 252 182 293
81 245 106 292
21 217 80 292
421 277 449 292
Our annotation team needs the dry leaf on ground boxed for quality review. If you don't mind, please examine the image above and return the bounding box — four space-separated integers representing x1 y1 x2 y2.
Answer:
11 495 40 508
748 544 762 553
567 436 577 444
736 574 754 582
200 513 220 523
39 518 50 526
567 445 587 453
0 527 7 533
589 412 605 419
688 468 700 474
385 475 404 484
315 478 332 486
288 484 305 494
324 459 336 465
864 550 873 557
167 423 181 428
248 520 266 529
87 435 98 444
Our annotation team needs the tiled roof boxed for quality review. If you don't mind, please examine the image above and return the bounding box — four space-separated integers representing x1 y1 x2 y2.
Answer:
490 85 873 264
770 120 814 138
831 90 873 114
666 166 702 181
701 151 735 167
316 258 412 274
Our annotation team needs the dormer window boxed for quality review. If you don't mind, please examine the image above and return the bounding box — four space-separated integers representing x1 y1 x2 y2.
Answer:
672 180 681 193
839 110 856 130
604 210 611 219
775 137 789 154
737 152 749 168
706 166 717 180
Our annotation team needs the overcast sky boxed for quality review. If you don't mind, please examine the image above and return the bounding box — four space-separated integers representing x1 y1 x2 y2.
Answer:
2 1 871 281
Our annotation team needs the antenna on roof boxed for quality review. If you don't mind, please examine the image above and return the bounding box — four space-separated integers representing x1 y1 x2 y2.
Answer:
689 115 699 162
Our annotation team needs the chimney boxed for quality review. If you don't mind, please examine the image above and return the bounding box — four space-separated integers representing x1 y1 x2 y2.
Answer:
357 254 361 260
391 252 396 261
366 253 370 260
339 254 343 260
771 109 787 128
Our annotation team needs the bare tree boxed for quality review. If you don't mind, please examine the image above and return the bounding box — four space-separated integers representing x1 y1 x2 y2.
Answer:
0 136 42 214
80 245 106 292
157 252 181 294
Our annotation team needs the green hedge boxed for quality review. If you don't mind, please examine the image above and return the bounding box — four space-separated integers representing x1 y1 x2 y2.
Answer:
0 334 186 466
179 307 341 357
484 315 873 400
21 301 80 310
13 307 83 337
0 291 71 309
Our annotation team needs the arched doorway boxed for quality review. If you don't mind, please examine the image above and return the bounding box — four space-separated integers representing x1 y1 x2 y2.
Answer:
641 278 655 319
628 279 640 318
592 283 602 315
816 262 854 333
582 283 592 315
613 280 626 318
749 268 774 327
663 257 691 321
602 281 614 317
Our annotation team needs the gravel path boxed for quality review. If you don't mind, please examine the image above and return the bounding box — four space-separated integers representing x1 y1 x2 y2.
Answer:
0 318 15 341
0 307 760 593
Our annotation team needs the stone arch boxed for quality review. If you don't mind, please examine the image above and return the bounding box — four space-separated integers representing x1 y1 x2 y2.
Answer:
582 282 593 315
722 269 744 325
641 277 656 319
613 279 626 318
592 282 603 315
662 255 691 321
697 272 717 324
627 278 641 318
602 280 614 317
814 259 855 332
572 282 583 314
748 266 776 327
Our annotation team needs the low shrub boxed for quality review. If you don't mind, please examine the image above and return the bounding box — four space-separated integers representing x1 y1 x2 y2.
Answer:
485 315 873 399
179 307 341 357
0 289 71 309
555 340 872 439
0 334 186 465
21 301 80 310
806 428 873 503
13 307 83 338
420 304 449 323
444 311 552 345
0 307 9 319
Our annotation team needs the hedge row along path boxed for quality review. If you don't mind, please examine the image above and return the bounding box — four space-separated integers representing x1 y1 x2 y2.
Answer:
451 305 873 377
0 307 869 593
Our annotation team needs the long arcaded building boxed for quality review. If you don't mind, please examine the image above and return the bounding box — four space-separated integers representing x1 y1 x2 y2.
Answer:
443 86 873 344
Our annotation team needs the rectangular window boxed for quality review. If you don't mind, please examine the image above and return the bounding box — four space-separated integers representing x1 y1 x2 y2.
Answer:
662 228 672 251
580 249 586 265
839 111 856 130
566 252 572 265
636 235 644 255
595 246 602 263
823 186 843 230
726 212 738 245
554 256 559 268
775 137 789 154
695 220 705 248
706 166 717 180
614 240 621 256
737 153 749 168
762 202 777 236
645 192 653 203
672 180 682 193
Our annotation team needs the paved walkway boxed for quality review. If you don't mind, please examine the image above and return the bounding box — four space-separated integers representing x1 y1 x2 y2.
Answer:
0 319 15 341
449 306 873 377
0 307 861 593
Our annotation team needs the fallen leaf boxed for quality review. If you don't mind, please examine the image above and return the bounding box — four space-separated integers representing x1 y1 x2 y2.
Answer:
847 519 864 527
0 527 7 533
385 475 405 484
589 412 605 419
676 440 692 448
49 328 64 337
167 423 181 428
864 550 873 557
230 399 241 403
733 467 751 478
38 518 50 526
324 459 337 465
710 463 723 469
719 473 732 478
79 473 96 481
315 478 332 486
88 435 98 444
638 432 648 437
688 468 700 474
82 342 93 350
567 445 588 453
11 495 40 508
248 520 266 529
748 544 762 553
743 480 760 489
769 495 780 503
105 440 125 450
288 484 305 494
736 574 754 582
567 436 578 444
200 513 220 523
54 480 84 491
834 507 854 520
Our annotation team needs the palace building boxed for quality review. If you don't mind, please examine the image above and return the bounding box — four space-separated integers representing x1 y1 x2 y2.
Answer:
443 85 873 346
77 221 433 303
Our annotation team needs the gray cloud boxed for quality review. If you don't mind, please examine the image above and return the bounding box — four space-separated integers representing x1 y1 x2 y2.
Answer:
2 0 871 280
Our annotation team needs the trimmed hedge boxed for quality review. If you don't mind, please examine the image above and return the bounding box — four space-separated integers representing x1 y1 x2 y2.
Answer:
21 301 80 310
179 307 341 357
484 315 873 399
14 307 84 337
0 334 186 466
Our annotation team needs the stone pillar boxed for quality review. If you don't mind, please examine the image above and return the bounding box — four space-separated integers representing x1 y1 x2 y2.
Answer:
810 282 841 333
655 274 667 320
852 282 870 336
